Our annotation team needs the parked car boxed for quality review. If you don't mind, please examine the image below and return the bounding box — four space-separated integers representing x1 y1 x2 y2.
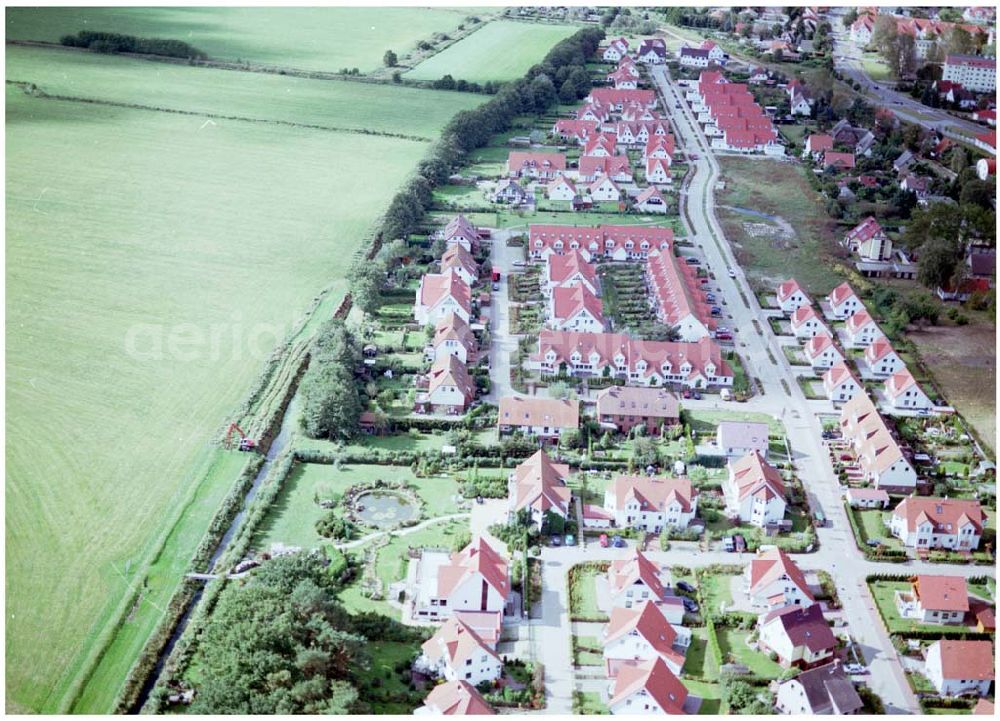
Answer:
682 389 692 399
682 598 699 613
677 581 696 594
565 534 576 547
612 535 625 548
866 538 881 547
512 260 526 267
723 536 735 552
705 293 716 302
599 533 609 548
710 307 721 316
699 277 710 285
685 257 700 265
692 391 702 400
844 664 868 675
728 268 737 278
720 388 732 401
492 282 500 291
733 534 746 552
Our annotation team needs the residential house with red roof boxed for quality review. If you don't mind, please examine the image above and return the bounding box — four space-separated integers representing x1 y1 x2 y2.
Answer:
415 269 472 325
758 603 837 669
507 151 567 180
412 536 509 621
587 87 658 110
620 102 660 122
804 332 844 371
863 338 904 377
825 282 863 319
889 497 987 550
428 312 477 365
415 680 495 716
546 175 577 202
549 284 605 333
776 279 811 314
844 216 892 261
973 108 996 127
528 329 734 389
551 118 600 144
505 449 572 527
791 305 829 339
441 243 479 286
744 548 814 611
499 398 580 445
577 102 610 124
528 224 673 262
587 175 622 202
895 575 969 625
845 487 891 509
839 393 917 491
608 66 639 90
884 370 932 411
583 132 619 158
606 550 671 610
418 354 475 414
596 385 680 436
850 13 875 44
937 276 992 302
604 476 698 534
725 451 786 527
602 37 630 63
645 249 715 341
615 120 671 147
602 601 687 676
823 362 863 404
582 504 614 529
416 616 502 686
607 657 689 714
545 250 598 296
845 309 885 348
645 158 673 185
634 185 668 214
578 155 634 184
924 640 995 696
823 151 856 171
644 135 674 161
442 214 480 252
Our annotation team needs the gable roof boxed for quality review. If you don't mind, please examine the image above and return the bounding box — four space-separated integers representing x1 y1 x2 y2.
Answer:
507 151 566 174
608 550 667 601
791 304 822 329
913 575 969 613
749 548 813 600
893 497 987 536
805 332 838 361
824 151 856 169
828 281 858 308
839 393 911 477
596 385 679 421
605 601 684 669
846 487 890 503
864 338 898 365
611 475 695 514
500 398 580 432
635 185 665 206
885 370 921 400
929 640 995 681
762 602 836 653
443 214 479 244
420 680 495 715
552 284 604 324
846 309 877 334
646 249 716 330
786 662 863 714
437 536 509 600
547 249 596 286
608 657 687 713
433 312 477 354
579 154 632 178
777 278 808 303
728 450 786 503
421 616 500 670
420 270 472 314
823 361 860 390
845 216 884 244
441 243 479 279
508 449 573 515
427 354 475 400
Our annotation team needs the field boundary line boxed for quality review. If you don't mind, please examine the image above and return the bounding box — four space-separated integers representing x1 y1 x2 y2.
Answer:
6 79 433 142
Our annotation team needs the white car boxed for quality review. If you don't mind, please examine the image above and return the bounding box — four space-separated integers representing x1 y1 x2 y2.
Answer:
728 268 737 278
844 664 868 675
512 260 526 267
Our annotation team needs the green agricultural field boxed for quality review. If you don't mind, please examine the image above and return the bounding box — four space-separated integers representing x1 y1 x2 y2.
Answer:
7 45 486 139
406 20 578 82
6 5 484 73
5 40 465 710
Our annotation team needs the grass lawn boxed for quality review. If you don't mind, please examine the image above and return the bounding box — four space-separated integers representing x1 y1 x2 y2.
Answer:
354 640 420 709
7 45 486 139
5 45 469 714
716 156 841 295
686 409 785 435
494 209 682 232
685 627 720 680
6 6 481 73
569 564 608 621
860 53 892 82
575 691 610 714
868 580 983 635
406 20 577 82
851 508 901 549
717 629 784 679
255 463 464 550
573 635 604 667
682 679 723 715
700 574 735 616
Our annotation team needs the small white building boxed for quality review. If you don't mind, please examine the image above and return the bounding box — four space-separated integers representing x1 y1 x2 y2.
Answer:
607 658 688 715
724 451 786 528
804 332 844 370
924 640 995 697
884 370 932 410
863 338 904 377
745 548 814 611
416 616 502 686
845 310 885 348
822 362 863 404
845 487 890 509
826 282 863 319
602 601 687 676
791 305 828 339
776 278 811 314
889 497 987 551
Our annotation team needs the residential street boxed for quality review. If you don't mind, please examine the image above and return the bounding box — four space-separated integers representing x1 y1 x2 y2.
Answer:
486 229 524 402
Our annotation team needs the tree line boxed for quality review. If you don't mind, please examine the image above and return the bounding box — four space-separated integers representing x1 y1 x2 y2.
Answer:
60 30 207 59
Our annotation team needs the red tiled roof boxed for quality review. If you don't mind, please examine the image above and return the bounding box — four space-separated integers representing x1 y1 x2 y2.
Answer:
421 680 495 715
421 616 500 670
552 284 604 325
823 361 859 390
777 278 807 303
608 550 668 600
426 354 475 401
846 309 877 334
646 249 715 330
729 450 785 503
932 640 995 681
434 312 476 354
588 87 657 108
762 602 836 653
552 118 600 141
547 249 596 287
913 575 969 613
805 134 834 153
824 151 856 169
827 281 857 307
749 548 813 600
420 270 472 314
805 332 838 361
864 338 897 365
437 536 509 601
893 497 987 536
507 449 573 514
884 369 919 400
847 487 890 502
840 393 909 476
596 385 680 422
579 154 632 179
604 601 684 669
507 151 567 174
442 243 479 279
791 304 821 329
644 134 675 158
584 132 618 156
611 476 695 514
845 216 883 245
608 657 687 714
529 224 672 257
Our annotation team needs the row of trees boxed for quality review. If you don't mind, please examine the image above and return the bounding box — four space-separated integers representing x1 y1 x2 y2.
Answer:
60 30 206 59
299 320 363 441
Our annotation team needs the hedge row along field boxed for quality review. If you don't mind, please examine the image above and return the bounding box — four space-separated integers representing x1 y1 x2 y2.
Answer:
4 39 485 713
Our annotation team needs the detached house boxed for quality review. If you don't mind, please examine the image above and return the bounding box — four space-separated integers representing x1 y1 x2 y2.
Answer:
791 305 828 339
716 421 770 458
418 354 475 414
889 497 987 551
823 362 863 404
417 616 502 686
645 158 673 185
777 278 811 313
428 312 477 365
758 603 837 669
803 133 834 160
823 151 856 171
415 680 495 716
804 332 844 371
895 575 969 625
884 370 932 411
602 601 687 676
607 657 688 715
415 269 472 325
845 487 890 509
725 451 786 528
863 338 904 377
492 177 526 205
634 186 668 214
636 38 667 65
442 214 480 252
924 640 994 697
845 310 884 348
825 282 863 319
603 37 630 62
596 385 680 436
775 661 864 715
578 155 634 184
604 475 698 534
412 536 509 620
506 449 572 528
507 151 567 181
745 548 814 611
546 175 577 202
499 397 580 443
844 216 892 261
606 550 671 610
549 284 605 333
587 175 623 202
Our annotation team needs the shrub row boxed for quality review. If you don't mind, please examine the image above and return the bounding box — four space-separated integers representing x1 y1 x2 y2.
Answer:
61 30 207 59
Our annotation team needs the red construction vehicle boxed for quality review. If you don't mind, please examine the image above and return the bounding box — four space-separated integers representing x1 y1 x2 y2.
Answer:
225 423 257 452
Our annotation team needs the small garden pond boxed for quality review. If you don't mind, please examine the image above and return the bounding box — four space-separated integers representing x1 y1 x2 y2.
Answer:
354 491 419 529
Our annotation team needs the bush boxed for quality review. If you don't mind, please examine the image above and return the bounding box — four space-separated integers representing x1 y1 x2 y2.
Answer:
61 30 207 59
315 513 357 541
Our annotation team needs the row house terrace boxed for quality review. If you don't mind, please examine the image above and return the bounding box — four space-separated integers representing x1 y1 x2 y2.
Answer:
528 224 673 262
838 392 918 491
645 248 716 342
528 329 734 389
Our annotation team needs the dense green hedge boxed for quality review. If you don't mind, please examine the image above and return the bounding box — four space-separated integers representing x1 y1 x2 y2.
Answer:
61 30 207 59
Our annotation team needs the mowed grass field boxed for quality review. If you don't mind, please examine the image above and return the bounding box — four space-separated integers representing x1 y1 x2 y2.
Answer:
5 43 480 712
6 45 485 139
5 5 484 73
405 20 578 82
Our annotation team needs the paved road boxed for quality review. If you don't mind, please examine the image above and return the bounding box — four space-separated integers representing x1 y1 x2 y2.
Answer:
486 230 524 402
649 64 932 714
